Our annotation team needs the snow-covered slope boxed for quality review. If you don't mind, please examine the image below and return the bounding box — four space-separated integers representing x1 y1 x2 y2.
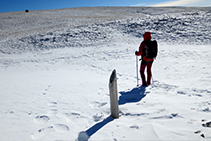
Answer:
1 7 211 54
0 7 211 141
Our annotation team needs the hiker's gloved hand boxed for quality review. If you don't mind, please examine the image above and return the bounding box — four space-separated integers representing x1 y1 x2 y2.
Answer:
135 51 138 55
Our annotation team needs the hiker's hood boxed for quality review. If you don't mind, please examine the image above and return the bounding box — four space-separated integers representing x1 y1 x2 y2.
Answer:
143 32 151 41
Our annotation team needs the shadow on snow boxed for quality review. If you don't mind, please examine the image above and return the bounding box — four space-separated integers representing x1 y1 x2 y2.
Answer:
76 116 114 141
119 86 147 105
76 86 147 141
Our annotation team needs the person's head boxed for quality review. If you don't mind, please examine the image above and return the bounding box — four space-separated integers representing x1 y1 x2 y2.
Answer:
143 32 151 41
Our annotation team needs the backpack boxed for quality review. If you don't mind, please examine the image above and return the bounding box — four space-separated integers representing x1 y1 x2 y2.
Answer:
143 40 158 59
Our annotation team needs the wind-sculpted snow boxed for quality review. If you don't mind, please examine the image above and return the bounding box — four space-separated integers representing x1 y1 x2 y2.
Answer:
112 11 211 44
0 7 211 54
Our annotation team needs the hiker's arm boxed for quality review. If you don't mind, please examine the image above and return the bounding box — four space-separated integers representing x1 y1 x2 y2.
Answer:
135 43 143 56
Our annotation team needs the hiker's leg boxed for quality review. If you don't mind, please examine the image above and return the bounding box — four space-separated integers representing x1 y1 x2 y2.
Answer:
147 62 153 85
140 63 147 86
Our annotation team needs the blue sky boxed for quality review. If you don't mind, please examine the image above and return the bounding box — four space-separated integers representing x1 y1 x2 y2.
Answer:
0 0 211 13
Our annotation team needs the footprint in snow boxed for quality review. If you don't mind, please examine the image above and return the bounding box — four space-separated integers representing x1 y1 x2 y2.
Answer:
31 124 69 140
130 125 139 129
48 101 57 108
43 85 51 95
151 113 179 119
54 124 69 132
31 126 54 140
34 115 50 124
47 109 58 116
56 112 82 122
90 101 107 108
93 113 104 122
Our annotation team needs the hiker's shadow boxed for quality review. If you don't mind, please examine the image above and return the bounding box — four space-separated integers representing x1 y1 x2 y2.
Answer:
119 86 147 105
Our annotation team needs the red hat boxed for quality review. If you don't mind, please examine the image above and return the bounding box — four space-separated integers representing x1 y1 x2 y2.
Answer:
143 32 151 41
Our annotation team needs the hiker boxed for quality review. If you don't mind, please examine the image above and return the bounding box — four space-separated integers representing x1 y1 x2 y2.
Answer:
135 31 157 86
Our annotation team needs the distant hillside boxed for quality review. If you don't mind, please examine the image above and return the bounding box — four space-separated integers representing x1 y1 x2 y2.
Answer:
0 7 211 54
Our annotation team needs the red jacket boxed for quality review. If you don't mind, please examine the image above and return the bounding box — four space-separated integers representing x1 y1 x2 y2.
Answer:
136 32 154 62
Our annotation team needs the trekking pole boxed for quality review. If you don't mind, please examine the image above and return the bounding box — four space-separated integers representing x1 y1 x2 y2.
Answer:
136 56 139 86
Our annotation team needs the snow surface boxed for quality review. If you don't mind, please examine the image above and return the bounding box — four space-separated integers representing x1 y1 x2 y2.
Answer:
1 7 211 140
